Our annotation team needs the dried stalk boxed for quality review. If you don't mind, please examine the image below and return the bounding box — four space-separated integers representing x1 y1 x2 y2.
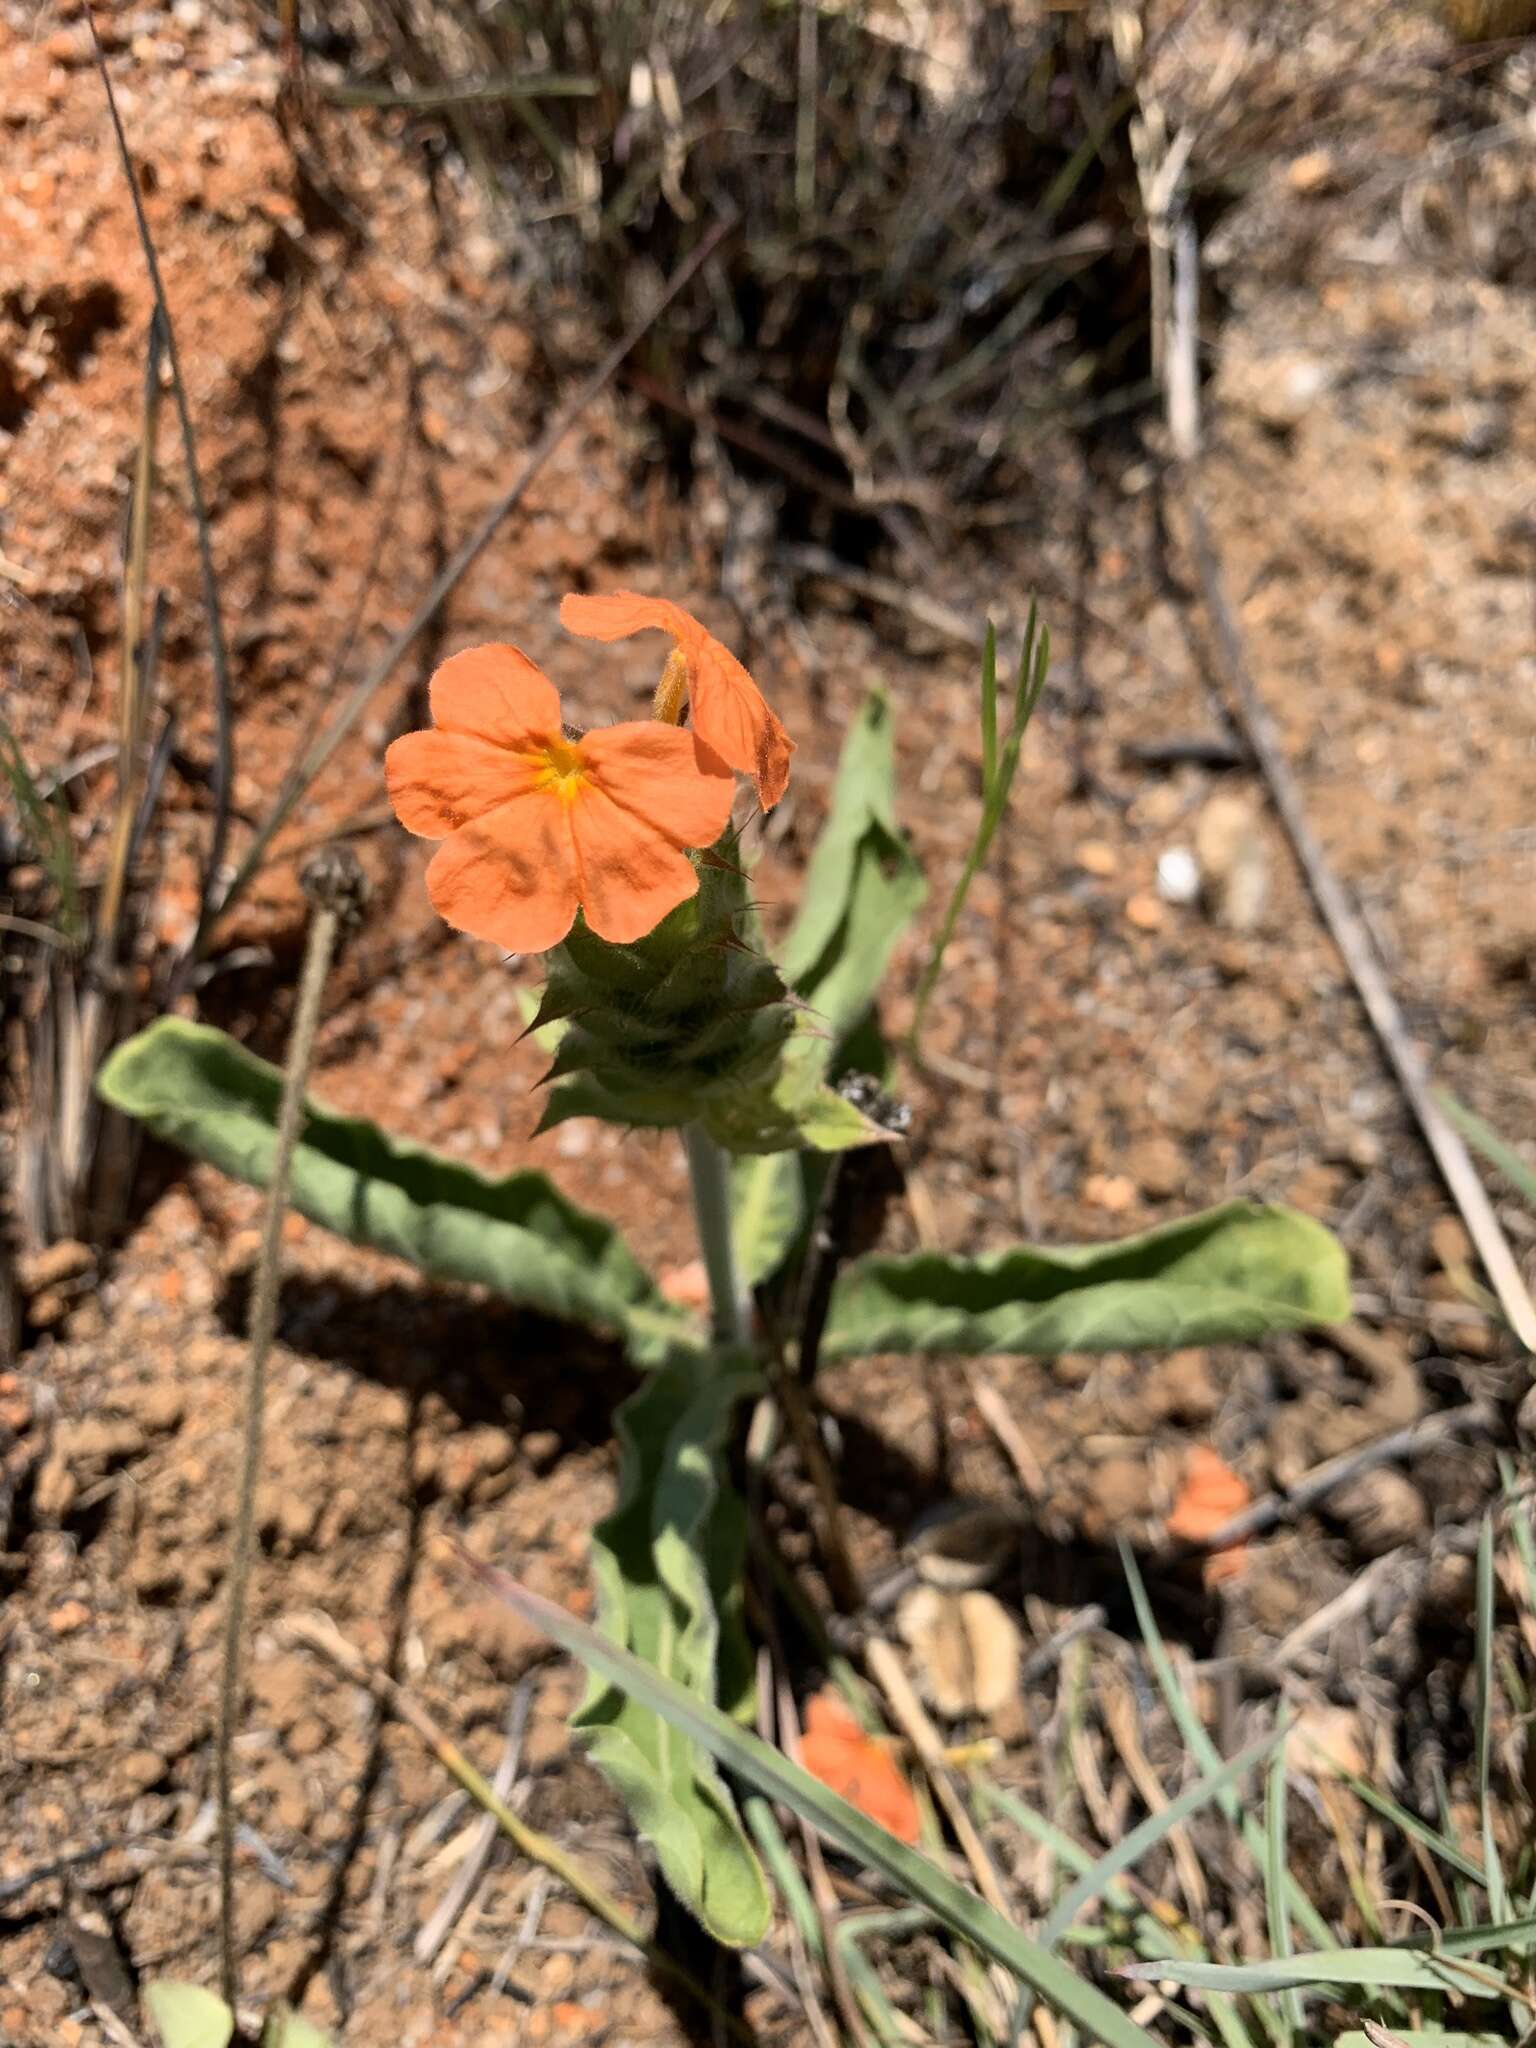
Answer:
216 849 364 2004
1158 160 1536 1355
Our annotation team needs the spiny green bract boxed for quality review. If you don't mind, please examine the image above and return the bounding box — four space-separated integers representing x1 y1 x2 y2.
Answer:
528 834 882 1157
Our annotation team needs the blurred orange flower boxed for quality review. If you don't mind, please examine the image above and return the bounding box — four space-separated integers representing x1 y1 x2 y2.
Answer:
560 591 794 811
1167 1444 1251 1588
798 1690 921 1845
385 643 735 954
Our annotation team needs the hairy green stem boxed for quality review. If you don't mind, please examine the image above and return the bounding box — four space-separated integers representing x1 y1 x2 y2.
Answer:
216 867 348 2004
684 1123 748 1348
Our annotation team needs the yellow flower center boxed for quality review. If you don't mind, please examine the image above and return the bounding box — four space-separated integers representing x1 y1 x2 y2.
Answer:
532 735 590 804
652 645 690 726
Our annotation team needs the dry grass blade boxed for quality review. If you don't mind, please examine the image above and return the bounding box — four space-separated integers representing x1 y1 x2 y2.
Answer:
86 6 235 928
414 1680 532 1967
97 310 164 950
1096 1671 1209 1929
1158 208 1536 1356
277 1608 754 2045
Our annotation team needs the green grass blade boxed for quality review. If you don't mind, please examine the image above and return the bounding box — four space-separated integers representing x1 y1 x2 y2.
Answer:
1118 1541 1335 1952
0 711 84 944
835 1909 933 2045
1118 1950 1511 1996
1328 1766 1488 1888
1040 1726 1285 1946
468 1560 1165 2048
1438 1092 1536 1211
908 608 1046 1050
980 620 999 793
1475 1515 1510 1921
1265 1743 1306 2039
744 1797 823 1961
1436 1912 1536 1955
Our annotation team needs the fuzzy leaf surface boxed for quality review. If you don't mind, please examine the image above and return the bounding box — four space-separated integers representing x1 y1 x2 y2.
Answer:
572 1356 771 1946
97 1017 692 1364
779 690 925 1046
820 1201 1349 1358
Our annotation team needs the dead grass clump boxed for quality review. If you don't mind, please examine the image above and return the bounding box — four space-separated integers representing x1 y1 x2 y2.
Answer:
351 0 1153 540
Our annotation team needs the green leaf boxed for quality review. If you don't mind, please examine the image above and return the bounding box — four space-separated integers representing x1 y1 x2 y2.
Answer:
696 1012 893 1156
779 690 925 1048
97 1017 694 1366
571 1356 772 1946
730 1151 806 1288
144 1983 234 2048
474 1565 1164 2048
260 2010 334 2048
820 1200 1349 1359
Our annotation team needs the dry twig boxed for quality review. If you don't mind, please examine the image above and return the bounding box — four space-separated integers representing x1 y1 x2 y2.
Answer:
1159 208 1536 1355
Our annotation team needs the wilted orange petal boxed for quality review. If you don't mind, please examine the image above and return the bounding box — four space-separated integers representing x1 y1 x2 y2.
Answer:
424 792 579 955
560 591 795 810
580 721 735 847
559 591 690 646
680 631 794 810
1167 1446 1250 1542
1167 1445 1251 1588
568 784 702 944
798 1691 921 1846
385 728 541 839
430 643 561 748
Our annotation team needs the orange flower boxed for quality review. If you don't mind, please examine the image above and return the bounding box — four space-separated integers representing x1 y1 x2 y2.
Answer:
1167 1444 1251 1588
559 591 794 811
385 643 735 954
798 1690 921 1845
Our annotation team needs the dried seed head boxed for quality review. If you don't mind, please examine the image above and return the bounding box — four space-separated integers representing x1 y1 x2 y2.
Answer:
300 845 370 927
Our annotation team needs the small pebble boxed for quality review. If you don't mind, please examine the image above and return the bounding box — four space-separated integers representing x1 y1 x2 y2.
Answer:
1156 846 1201 905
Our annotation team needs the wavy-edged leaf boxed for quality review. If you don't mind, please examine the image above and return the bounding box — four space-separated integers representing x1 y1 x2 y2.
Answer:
469 1561 1163 2048
571 1356 771 1946
144 1983 234 2048
821 1201 1349 1359
97 1017 694 1366
779 689 925 1046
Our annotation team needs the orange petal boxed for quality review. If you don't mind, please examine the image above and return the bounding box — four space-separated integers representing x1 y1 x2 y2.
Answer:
1167 1446 1250 1543
385 728 541 840
560 591 795 810
429 643 561 748
679 629 791 809
559 590 692 646
568 785 701 944
579 721 735 848
424 792 579 954
798 1692 920 1845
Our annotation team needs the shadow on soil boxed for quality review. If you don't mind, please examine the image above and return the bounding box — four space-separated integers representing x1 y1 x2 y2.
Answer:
216 1268 641 1452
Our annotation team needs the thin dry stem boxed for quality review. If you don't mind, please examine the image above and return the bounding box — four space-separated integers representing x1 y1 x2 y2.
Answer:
278 1608 757 2045
216 885 342 2005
